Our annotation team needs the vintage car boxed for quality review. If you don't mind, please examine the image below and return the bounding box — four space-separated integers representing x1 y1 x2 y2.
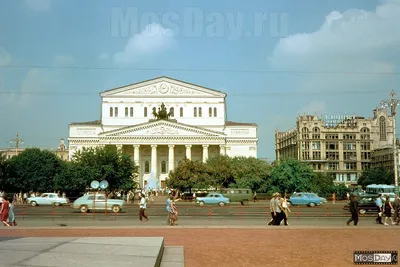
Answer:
72 193 125 213
287 192 327 207
27 193 69 206
196 193 230 207
343 195 395 214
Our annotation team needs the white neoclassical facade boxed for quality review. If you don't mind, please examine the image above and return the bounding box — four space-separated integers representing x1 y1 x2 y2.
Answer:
68 77 258 188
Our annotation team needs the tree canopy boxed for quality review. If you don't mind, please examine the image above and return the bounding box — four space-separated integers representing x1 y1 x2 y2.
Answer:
358 166 394 187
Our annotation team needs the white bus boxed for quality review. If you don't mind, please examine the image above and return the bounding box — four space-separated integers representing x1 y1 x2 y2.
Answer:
366 184 395 194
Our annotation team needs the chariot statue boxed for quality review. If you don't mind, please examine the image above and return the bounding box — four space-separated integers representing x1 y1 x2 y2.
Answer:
152 103 173 120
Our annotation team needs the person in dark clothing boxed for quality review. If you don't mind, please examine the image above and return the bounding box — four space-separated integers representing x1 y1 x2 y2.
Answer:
347 194 359 226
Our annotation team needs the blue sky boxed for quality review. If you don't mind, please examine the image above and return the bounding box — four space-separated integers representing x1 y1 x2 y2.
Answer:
1 0 400 160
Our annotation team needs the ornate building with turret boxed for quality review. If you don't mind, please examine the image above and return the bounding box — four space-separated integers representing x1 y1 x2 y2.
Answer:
275 108 394 186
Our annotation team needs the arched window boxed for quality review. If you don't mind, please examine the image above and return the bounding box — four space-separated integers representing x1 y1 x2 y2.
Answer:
145 161 150 173
199 107 202 117
209 107 212 117
109 107 113 117
379 116 387 141
125 107 128 117
169 107 174 117
130 107 133 117
302 127 309 133
180 107 183 117
194 107 197 117
213 107 217 117
161 161 167 173
313 127 320 133
144 107 148 117
114 107 118 117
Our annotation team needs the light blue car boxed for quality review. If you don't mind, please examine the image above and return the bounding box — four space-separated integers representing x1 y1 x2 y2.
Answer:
288 192 327 207
196 193 230 207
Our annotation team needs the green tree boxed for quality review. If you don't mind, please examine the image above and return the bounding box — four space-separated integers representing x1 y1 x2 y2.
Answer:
358 166 394 187
7 148 63 192
205 155 234 188
270 158 314 194
310 172 335 197
69 146 138 191
229 157 271 192
167 158 210 192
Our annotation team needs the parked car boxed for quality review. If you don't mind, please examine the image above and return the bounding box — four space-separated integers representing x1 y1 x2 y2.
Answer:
72 193 125 213
288 192 327 207
196 193 230 207
27 193 69 206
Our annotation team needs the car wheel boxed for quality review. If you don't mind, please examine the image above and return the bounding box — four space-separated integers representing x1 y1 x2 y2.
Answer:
309 202 316 207
359 209 366 214
31 201 37 207
80 205 89 213
219 202 225 207
54 202 60 207
199 201 205 207
112 205 121 213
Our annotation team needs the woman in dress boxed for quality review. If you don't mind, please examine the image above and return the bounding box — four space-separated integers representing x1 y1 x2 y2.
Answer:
384 196 394 225
1 196 10 226
169 198 178 226
8 197 16 226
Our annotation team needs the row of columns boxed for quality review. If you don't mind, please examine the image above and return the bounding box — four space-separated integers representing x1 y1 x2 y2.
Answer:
116 144 226 171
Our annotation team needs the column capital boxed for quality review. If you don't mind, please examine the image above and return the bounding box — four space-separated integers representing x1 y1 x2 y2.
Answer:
151 144 158 148
202 144 209 148
168 144 175 148
133 144 140 148
185 144 192 148
219 144 226 148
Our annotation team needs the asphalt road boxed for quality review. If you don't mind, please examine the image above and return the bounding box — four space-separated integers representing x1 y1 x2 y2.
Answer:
11 199 375 219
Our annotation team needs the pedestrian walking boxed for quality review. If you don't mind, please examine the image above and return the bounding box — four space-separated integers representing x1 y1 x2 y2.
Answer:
7 197 16 226
375 194 383 225
347 194 359 226
268 193 277 225
169 197 178 226
383 196 394 225
166 194 172 225
332 192 336 204
253 192 258 202
138 193 148 222
273 193 283 226
393 194 399 226
1 196 10 226
281 194 291 225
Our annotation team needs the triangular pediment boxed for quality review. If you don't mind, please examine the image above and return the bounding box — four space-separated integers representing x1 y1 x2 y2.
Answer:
100 120 225 137
100 77 226 97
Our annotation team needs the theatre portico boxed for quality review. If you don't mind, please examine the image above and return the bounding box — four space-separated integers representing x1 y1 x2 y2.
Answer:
68 77 258 188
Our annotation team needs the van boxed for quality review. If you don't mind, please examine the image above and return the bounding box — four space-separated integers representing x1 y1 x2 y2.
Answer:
218 188 253 204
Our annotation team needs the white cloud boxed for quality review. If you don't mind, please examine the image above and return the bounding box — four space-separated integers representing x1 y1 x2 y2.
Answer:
0 47 12 66
54 54 76 66
25 0 51 11
268 0 400 92
298 101 327 115
112 23 177 66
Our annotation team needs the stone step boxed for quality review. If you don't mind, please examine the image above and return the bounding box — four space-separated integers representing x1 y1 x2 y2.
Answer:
160 246 185 267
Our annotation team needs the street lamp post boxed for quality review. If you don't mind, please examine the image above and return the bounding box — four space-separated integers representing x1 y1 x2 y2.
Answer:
9 132 24 156
381 90 400 188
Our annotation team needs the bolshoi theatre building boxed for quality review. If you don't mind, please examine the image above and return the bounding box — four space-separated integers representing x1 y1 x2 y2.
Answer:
68 77 258 188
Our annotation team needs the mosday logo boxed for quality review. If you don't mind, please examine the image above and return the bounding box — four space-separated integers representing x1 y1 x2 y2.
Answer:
354 251 398 265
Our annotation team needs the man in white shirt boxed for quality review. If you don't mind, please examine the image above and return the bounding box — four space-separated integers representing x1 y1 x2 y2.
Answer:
139 193 148 221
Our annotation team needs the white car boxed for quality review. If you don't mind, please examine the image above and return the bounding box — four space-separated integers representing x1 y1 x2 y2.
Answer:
72 193 125 213
27 193 69 206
